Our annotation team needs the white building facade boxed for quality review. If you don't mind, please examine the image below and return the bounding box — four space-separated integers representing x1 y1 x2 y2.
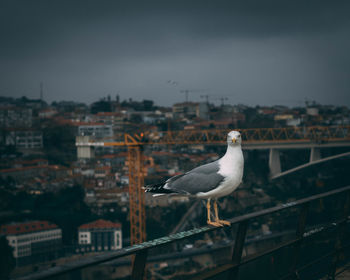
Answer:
5 129 43 149
0 221 62 266
78 124 113 138
77 219 122 253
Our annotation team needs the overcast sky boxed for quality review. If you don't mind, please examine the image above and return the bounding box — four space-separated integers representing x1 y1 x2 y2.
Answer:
1 0 349 107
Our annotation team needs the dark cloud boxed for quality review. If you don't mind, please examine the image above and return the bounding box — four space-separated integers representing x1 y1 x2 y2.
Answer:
0 0 349 106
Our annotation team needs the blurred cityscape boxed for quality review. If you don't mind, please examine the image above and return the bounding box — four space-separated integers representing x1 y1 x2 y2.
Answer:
1 95 350 279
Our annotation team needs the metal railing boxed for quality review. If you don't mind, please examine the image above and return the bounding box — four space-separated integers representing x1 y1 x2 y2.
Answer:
14 185 350 280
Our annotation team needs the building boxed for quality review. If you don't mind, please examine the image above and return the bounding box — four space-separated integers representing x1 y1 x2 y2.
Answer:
4 129 43 149
94 166 111 179
0 221 62 266
0 106 33 128
196 102 209 120
172 102 209 120
93 112 124 127
78 124 113 139
306 107 319 116
38 107 57 118
172 102 197 119
77 219 122 253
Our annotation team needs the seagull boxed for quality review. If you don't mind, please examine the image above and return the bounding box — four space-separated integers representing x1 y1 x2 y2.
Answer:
144 131 244 227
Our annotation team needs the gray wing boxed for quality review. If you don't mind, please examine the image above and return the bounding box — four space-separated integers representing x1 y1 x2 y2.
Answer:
166 160 224 195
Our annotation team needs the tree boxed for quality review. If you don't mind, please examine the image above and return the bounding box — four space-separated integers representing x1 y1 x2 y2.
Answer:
0 236 15 279
43 123 76 164
90 100 111 114
142 100 154 111
33 185 94 245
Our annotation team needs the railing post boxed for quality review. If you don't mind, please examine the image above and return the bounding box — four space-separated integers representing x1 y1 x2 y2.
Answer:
228 220 249 280
328 192 350 280
289 203 310 279
69 269 82 280
131 249 148 280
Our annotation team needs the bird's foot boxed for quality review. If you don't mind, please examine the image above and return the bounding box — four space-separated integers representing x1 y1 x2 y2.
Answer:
216 219 231 226
207 220 223 227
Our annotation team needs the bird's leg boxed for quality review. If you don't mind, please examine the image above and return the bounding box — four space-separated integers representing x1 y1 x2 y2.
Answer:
214 200 231 226
206 199 222 227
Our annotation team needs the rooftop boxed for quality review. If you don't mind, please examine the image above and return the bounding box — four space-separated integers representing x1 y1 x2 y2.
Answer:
78 219 121 230
0 221 58 235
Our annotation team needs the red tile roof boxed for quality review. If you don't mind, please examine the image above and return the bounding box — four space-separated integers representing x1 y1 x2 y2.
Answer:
95 166 111 171
99 154 118 159
53 117 105 127
39 108 57 113
79 219 121 230
96 112 123 117
3 128 41 132
0 164 67 174
0 165 47 173
1 221 58 235
77 122 105 126
14 158 47 164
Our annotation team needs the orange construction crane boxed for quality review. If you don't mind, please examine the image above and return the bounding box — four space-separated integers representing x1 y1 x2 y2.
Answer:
76 125 350 245
127 146 146 245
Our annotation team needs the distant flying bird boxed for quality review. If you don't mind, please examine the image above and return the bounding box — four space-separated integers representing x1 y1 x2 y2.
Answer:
167 80 178 86
144 131 244 227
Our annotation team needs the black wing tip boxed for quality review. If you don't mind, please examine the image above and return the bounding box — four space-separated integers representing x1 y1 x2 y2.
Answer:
144 183 166 193
144 183 178 194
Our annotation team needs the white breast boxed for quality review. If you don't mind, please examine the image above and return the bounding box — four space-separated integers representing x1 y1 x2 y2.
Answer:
196 146 244 199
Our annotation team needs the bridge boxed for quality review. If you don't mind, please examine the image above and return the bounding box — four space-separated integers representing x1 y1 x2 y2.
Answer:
76 125 350 178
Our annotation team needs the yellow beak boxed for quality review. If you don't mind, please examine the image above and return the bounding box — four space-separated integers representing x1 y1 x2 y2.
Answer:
232 138 236 143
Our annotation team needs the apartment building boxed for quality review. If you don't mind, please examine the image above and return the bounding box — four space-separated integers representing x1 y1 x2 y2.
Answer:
0 221 62 266
4 129 43 149
77 219 122 253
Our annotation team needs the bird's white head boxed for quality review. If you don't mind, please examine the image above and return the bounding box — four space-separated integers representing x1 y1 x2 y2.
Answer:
227 130 242 146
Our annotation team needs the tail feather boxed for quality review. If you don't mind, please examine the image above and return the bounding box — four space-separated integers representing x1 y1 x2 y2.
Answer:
152 193 166 197
144 182 174 194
